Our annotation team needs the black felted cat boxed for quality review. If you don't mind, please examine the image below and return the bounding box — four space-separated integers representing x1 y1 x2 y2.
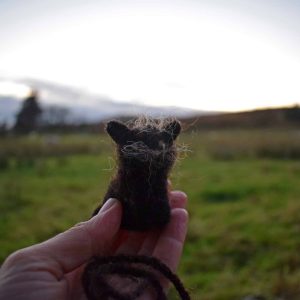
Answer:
93 117 181 231
83 117 190 300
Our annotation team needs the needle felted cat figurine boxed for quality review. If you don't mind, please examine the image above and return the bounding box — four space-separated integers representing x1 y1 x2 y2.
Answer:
83 117 191 300
93 117 181 231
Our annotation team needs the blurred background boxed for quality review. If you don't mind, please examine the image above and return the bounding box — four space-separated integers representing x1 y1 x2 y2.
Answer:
0 0 300 299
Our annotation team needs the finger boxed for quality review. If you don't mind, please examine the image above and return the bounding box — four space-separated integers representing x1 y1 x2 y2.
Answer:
29 198 122 275
115 190 188 256
110 230 129 253
138 230 160 256
152 208 188 286
139 191 187 256
169 191 188 209
115 231 146 255
66 264 86 299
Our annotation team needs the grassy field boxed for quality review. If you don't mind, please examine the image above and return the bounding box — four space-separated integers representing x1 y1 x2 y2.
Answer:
1 130 300 299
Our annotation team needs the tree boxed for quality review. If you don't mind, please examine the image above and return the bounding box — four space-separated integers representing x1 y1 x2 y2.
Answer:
14 90 42 134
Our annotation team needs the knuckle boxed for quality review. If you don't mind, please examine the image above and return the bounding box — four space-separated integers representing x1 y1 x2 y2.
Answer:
4 248 32 267
74 221 88 228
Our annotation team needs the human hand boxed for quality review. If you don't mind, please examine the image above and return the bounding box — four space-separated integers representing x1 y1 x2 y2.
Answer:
0 191 188 300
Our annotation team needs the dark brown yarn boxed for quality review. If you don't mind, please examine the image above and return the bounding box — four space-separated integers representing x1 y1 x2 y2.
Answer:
82 255 190 300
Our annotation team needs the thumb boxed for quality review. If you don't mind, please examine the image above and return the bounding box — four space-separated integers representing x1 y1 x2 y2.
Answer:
31 198 122 274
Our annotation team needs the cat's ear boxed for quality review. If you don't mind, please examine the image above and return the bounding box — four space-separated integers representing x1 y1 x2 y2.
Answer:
106 121 133 144
163 120 181 141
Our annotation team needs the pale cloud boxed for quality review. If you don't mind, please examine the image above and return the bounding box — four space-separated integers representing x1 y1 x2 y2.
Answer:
0 0 299 111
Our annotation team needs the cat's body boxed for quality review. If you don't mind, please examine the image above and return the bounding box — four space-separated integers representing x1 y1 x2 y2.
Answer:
93 117 181 231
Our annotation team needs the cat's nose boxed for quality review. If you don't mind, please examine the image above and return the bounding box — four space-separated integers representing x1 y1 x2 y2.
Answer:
158 140 166 150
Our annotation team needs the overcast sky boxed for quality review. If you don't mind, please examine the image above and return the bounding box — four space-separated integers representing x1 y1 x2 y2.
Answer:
0 0 300 111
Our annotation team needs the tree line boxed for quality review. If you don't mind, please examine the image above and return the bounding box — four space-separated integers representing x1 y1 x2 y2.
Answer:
1 89 102 135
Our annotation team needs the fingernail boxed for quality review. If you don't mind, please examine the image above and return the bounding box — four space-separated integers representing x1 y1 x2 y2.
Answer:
99 198 118 214
172 190 188 199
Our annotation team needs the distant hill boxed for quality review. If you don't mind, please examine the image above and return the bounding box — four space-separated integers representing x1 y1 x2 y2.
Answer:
0 78 205 126
21 78 207 122
2 78 298 130
181 106 300 130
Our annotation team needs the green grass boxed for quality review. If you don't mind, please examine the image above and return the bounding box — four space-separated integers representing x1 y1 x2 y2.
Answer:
1 131 300 299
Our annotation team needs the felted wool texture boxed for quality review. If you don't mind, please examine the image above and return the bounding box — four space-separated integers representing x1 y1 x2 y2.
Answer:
93 117 182 231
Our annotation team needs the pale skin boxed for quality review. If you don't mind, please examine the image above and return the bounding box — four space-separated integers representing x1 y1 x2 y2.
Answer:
0 190 188 299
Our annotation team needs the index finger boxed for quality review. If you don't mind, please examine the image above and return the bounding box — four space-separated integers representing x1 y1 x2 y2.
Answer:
169 191 188 209
137 191 188 256
153 208 188 275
